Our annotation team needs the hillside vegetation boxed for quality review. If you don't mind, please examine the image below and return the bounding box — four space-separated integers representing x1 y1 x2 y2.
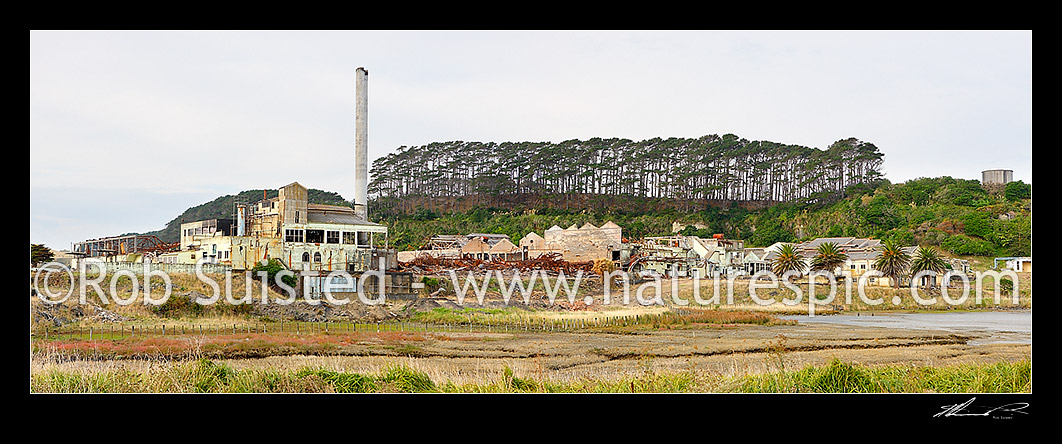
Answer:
379 176 1032 259
141 188 350 243
369 136 885 214
131 173 1030 261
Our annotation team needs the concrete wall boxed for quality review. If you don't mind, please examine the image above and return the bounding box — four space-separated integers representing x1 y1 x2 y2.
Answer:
397 249 460 262
543 224 622 262
231 237 284 270
75 260 233 275
519 233 558 259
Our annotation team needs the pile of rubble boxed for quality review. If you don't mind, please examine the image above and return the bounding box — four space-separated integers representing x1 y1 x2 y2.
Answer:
31 299 131 327
396 253 597 275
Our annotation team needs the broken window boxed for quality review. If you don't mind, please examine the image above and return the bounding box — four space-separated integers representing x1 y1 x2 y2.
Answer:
343 231 356 244
313 252 322 263
302 252 310 262
306 229 324 243
285 229 304 242
327 230 340 244
357 231 370 246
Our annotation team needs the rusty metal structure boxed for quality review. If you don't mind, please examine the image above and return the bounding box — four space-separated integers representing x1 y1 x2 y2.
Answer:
396 252 596 275
73 234 179 258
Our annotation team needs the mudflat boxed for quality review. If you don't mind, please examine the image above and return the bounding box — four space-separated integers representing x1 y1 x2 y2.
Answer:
199 320 1031 385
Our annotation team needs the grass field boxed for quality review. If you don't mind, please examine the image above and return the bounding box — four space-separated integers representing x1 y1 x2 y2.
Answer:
29 270 1032 395
29 354 1030 393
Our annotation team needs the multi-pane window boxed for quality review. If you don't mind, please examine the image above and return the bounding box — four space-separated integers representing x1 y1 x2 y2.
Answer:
327 231 340 244
285 229 304 242
343 232 356 244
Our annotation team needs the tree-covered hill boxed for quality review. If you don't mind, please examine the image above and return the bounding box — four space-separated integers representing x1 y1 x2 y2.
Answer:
137 175 1031 261
378 176 1032 259
131 137 1029 261
142 188 351 243
368 135 885 215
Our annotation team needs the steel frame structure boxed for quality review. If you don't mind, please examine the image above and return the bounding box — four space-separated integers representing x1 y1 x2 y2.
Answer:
73 234 179 257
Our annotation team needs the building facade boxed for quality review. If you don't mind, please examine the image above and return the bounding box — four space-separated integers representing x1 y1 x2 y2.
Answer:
632 235 745 278
520 221 626 263
171 182 389 272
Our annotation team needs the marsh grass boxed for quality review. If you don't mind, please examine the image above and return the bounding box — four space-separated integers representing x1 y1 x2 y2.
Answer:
741 357 1031 393
29 348 1031 394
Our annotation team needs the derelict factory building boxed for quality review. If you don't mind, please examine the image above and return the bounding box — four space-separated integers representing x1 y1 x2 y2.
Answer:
176 67 388 273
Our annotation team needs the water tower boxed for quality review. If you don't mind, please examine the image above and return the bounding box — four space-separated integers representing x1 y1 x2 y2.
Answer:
981 169 1014 186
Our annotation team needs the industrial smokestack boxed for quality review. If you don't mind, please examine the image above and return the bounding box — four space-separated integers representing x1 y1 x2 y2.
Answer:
354 67 369 221
237 205 246 236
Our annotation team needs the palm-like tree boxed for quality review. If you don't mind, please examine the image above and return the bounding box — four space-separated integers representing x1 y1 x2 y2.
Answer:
873 239 911 288
810 242 848 277
771 243 807 277
910 246 948 289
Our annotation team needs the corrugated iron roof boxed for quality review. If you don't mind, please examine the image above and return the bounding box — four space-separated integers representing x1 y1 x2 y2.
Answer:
306 206 381 226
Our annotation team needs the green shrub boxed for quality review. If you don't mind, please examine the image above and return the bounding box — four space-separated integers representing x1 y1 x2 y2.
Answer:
381 365 436 392
502 366 538 391
192 359 233 393
151 293 203 318
961 212 994 239
941 234 995 256
296 369 377 393
1004 181 1031 201
420 276 443 295
251 259 297 288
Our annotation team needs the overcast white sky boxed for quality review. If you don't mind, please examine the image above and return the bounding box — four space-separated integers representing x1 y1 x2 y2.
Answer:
30 30 1033 250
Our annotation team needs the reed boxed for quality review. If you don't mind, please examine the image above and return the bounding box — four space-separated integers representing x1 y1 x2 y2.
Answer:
29 354 1031 394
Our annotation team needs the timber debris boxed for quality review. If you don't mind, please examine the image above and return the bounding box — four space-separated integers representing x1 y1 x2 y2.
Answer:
396 252 595 275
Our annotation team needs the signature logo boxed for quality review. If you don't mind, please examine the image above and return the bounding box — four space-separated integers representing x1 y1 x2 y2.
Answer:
935 397 1029 419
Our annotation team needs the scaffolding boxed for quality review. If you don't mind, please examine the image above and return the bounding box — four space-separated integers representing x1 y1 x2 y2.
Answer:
73 234 179 258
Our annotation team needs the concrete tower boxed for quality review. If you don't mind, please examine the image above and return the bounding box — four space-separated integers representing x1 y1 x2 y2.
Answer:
982 169 1014 186
354 67 369 221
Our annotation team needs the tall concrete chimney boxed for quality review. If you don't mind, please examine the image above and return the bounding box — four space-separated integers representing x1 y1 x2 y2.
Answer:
354 67 369 220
